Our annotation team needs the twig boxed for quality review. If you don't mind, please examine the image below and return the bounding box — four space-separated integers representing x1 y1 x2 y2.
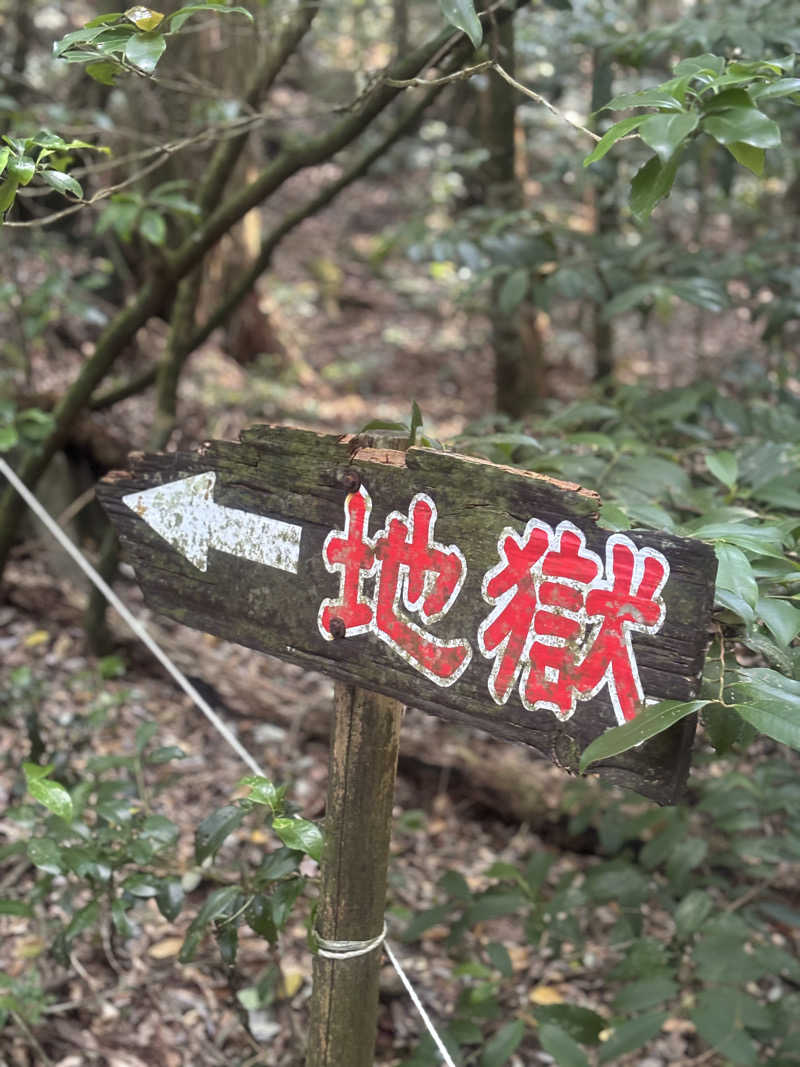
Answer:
10 1011 54 1067
56 486 96 529
491 63 601 143
386 59 493 88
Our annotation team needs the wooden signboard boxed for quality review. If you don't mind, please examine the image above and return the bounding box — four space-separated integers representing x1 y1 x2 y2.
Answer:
98 426 716 804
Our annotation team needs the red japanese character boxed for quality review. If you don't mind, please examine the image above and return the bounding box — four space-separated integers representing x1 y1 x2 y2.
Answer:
318 487 471 686
478 521 601 714
575 536 669 722
478 521 669 724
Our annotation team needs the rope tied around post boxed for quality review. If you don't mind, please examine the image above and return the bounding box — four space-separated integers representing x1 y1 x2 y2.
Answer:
315 921 387 960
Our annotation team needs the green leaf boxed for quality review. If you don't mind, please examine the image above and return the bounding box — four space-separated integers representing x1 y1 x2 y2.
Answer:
156 877 184 921
240 775 285 811
7 156 35 185
499 268 529 314
602 88 685 111
730 668 800 751
195 804 246 864
23 763 73 822
580 701 707 771
439 0 482 49
179 885 241 962
139 208 166 245
246 893 278 942
673 54 725 79
703 107 780 148
65 900 100 942
597 1012 668 1064
0 146 9 177
123 30 166 74
693 521 785 558
0 899 33 917
27 837 63 875
272 816 323 862
702 88 754 112
111 898 134 939
749 77 800 101
485 941 513 977
630 153 680 221
0 178 20 212
669 276 729 311
692 988 759 1065
583 116 644 166
169 3 254 32
534 1004 605 1045
674 889 713 938
707 450 739 489
537 1023 589 1067
613 976 677 1013
639 112 698 163
86 60 119 85
480 1019 526 1067
756 597 800 646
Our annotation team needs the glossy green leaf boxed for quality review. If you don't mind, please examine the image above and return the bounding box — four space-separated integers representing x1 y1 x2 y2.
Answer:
23 764 73 822
669 276 729 311
630 153 680 220
749 77 800 101
485 941 513 978
580 700 707 771
602 88 684 111
756 597 800 646
7 156 35 185
639 112 698 163
583 116 644 166
703 107 780 148
156 877 184 921
693 521 785 558
673 54 726 79
439 0 482 49
480 1019 525 1067
0 178 20 211
702 88 754 112
195 804 246 864
537 1023 589 1067
0 147 9 177
246 893 278 942
272 816 323 862
123 30 166 73
706 450 739 489
111 898 134 938
730 668 800 751
240 775 285 811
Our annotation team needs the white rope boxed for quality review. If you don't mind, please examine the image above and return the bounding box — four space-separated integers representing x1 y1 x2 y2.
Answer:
0 456 265 778
385 940 458 1067
316 920 387 960
1 456 457 1066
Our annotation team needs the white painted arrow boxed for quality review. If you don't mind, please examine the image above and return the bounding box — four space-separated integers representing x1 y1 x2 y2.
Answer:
123 471 301 574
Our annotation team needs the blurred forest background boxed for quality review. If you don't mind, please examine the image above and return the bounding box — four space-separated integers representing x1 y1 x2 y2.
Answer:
2 1 800 1065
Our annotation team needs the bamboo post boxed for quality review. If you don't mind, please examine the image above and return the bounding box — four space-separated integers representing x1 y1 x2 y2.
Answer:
306 682 404 1067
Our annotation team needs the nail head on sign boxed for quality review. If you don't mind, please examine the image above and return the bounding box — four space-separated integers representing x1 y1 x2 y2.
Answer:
341 469 361 493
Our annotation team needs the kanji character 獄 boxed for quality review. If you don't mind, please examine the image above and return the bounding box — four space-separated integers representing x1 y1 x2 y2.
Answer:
478 520 669 724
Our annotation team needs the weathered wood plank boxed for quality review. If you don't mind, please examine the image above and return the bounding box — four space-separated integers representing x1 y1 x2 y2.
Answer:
98 426 716 803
